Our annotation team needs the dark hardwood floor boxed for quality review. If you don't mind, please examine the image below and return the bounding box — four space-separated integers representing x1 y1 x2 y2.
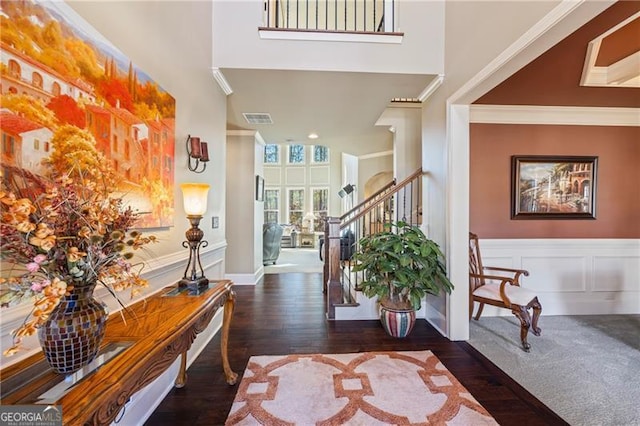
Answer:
145 273 567 426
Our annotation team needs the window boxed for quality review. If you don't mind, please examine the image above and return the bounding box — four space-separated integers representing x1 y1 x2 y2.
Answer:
312 188 329 232
287 189 305 228
124 139 130 160
8 60 20 78
264 144 279 164
52 82 61 96
112 135 118 153
34 139 40 150
312 145 329 163
288 144 305 164
264 189 280 224
32 72 43 89
2 135 15 155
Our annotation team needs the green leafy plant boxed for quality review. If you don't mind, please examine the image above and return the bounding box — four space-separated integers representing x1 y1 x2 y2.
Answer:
352 221 453 310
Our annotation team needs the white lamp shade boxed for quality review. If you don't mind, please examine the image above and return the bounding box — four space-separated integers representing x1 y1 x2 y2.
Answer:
181 183 210 216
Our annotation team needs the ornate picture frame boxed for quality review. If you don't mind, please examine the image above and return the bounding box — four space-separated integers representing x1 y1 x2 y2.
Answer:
511 156 597 219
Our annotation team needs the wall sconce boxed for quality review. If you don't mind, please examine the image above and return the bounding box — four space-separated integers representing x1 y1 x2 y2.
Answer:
179 183 210 288
186 134 209 173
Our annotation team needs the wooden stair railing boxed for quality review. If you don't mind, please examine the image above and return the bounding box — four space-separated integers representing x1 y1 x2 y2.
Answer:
324 169 426 319
339 178 396 224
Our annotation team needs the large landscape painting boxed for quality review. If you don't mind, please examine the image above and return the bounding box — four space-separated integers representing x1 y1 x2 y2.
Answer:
0 0 176 227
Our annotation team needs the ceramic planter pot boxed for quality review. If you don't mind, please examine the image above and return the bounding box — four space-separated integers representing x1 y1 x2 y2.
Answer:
380 304 416 338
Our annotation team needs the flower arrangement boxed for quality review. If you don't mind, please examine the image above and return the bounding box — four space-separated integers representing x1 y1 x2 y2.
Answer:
0 163 156 356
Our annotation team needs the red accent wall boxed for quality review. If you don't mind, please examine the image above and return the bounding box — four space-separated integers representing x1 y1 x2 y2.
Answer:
470 124 640 238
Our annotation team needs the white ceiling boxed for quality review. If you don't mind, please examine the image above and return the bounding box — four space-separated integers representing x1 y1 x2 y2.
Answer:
222 68 436 151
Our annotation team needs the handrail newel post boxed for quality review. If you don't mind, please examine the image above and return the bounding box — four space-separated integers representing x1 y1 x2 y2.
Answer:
325 217 342 319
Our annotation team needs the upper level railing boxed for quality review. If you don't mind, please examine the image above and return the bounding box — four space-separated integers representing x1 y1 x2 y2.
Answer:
323 169 425 318
263 0 396 33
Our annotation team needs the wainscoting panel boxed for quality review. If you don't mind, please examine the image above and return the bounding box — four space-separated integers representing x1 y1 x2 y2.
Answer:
263 167 281 185
476 239 640 316
520 256 587 292
592 256 640 292
285 167 306 185
309 165 330 185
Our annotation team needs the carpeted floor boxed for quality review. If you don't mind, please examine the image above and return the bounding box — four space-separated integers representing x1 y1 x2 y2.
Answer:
468 314 640 426
225 350 497 425
264 248 323 274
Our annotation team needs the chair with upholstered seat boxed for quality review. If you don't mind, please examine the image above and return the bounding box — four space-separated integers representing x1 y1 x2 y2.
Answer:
469 232 542 352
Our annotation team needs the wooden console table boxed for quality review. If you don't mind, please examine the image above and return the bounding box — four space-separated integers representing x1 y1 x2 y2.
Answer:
0 279 237 425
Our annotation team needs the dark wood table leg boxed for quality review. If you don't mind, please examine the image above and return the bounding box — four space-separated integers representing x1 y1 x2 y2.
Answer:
175 352 187 388
221 290 238 385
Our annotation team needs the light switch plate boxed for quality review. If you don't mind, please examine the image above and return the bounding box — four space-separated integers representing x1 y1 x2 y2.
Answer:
212 216 219 229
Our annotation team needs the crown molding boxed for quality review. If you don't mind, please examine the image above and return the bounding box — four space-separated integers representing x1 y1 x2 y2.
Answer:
211 67 233 95
470 105 640 126
418 74 444 102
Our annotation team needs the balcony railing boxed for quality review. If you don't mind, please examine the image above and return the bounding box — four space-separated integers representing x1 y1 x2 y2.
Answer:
264 0 396 33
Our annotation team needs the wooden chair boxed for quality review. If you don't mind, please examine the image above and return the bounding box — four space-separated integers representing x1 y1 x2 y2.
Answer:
469 232 542 352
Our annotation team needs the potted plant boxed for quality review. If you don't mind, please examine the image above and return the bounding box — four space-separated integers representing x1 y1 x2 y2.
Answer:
352 221 454 337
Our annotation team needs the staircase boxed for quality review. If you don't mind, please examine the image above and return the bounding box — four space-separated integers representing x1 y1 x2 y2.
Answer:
322 168 425 319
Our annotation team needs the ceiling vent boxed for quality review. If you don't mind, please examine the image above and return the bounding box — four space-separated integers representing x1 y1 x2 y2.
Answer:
243 113 273 124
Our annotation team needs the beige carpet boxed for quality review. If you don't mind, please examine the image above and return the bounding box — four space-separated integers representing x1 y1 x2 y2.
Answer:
225 350 497 425
264 248 323 274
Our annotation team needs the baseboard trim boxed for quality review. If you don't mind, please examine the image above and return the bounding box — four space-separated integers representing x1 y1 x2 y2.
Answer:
225 267 263 285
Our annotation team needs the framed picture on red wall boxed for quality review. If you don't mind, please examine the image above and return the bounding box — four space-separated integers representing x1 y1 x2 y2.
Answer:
511 156 598 219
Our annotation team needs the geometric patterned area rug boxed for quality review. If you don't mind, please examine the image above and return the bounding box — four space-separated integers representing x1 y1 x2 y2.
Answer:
225 350 498 425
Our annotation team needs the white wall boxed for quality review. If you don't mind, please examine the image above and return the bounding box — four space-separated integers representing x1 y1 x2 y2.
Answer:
225 131 264 284
341 152 358 210
358 152 393 198
213 0 444 75
377 105 421 181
